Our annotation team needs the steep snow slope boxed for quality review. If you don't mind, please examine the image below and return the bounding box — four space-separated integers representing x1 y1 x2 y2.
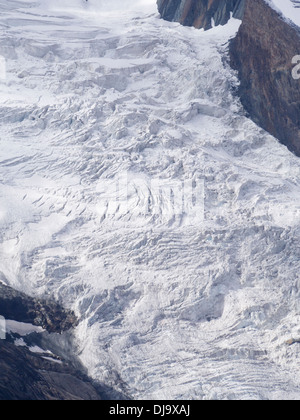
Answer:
268 0 300 26
1 0 300 399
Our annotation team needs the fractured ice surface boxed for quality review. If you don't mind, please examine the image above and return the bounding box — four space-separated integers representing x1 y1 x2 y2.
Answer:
0 0 300 400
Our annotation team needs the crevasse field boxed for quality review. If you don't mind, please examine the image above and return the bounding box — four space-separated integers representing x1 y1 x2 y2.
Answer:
1 0 300 400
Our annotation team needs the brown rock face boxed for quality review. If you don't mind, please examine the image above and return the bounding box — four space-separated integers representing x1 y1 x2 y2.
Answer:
157 0 300 156
230 0 300 155
157 0 245 30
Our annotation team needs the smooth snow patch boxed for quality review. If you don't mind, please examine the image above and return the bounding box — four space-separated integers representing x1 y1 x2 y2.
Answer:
267 0 300 27
6 320 45 336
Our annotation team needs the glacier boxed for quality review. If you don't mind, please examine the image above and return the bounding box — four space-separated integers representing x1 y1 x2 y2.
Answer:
1 0 300 400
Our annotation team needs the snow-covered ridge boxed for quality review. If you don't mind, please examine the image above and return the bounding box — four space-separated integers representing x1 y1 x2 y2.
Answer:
1 0 300 400
266 0 300 27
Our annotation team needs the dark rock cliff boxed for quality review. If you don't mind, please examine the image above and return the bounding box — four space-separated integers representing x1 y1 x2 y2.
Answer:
0 340 102 400
157 0 245 30
0 283 78 333
157 0 300 156
0 284 128 400
230 0 300 155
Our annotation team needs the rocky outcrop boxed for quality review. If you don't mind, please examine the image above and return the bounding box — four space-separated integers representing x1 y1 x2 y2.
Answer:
0 283 78 333
0 283 128 400
0 340 102 400
157 0 245 30
157 0 300 156
230 0 300 155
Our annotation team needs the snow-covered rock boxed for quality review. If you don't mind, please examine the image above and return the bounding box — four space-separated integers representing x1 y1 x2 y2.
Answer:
267 0 300 27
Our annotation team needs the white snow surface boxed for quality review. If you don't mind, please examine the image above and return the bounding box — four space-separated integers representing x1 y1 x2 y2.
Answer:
267 0 300 26
1 0 300 400
6 319 45 336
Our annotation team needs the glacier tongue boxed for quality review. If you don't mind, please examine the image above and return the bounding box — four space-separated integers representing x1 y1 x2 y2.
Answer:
1 0 300 400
